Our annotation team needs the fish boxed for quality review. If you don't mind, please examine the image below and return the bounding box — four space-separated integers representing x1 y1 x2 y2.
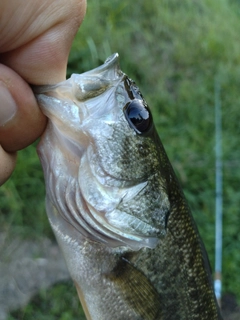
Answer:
35 53 223 320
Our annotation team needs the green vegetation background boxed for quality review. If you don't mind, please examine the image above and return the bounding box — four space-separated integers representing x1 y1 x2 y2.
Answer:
1 0 240 318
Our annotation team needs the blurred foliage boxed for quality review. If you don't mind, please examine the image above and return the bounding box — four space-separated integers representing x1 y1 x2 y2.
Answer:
8 281 86 320
0 142 53 239
1 0 240 316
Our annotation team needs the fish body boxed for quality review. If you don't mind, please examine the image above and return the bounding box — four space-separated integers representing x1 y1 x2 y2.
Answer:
36 54 223 319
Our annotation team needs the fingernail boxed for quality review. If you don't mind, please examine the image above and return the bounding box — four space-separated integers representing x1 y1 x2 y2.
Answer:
0 86 17 126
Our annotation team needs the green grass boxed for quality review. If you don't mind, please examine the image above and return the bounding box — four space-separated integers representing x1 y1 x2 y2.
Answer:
1 0 240 316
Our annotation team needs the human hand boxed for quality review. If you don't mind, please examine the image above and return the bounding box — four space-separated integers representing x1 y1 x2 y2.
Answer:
0 0 86 185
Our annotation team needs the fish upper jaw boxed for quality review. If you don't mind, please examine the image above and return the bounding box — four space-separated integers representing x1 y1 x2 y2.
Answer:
35 54 125 147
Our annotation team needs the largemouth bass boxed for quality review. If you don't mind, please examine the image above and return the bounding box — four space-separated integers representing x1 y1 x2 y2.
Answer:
36 53 223 320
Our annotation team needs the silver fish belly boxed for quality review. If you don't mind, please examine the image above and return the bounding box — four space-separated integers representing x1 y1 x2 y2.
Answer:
36 53 223 320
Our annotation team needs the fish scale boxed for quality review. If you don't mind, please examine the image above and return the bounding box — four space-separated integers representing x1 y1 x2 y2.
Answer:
36 53 223 319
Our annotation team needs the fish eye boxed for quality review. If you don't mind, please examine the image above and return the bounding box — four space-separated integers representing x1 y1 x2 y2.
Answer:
124 99 152 134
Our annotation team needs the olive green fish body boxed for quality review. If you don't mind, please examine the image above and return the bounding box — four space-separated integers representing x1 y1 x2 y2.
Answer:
36 54 223 319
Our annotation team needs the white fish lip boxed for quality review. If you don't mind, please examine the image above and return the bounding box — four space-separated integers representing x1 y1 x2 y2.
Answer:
33 53 122 95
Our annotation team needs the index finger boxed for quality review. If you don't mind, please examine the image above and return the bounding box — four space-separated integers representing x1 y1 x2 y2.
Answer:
0 64 47 152
0 145 17 185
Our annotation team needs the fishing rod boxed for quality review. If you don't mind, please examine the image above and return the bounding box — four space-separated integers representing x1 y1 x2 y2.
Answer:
214 79 223 307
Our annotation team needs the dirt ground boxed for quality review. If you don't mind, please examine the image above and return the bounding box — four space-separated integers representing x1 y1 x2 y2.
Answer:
0 233 70 320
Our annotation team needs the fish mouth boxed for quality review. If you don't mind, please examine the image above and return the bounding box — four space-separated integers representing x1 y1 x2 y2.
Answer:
34 53 125 130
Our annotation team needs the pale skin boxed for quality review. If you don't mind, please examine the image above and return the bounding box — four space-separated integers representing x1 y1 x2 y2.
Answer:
0 0 87 185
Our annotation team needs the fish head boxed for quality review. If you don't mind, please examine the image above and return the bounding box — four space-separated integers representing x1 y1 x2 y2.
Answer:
36 53 170 251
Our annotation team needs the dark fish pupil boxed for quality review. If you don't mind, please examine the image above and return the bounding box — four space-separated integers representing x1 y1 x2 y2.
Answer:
124 99 151 134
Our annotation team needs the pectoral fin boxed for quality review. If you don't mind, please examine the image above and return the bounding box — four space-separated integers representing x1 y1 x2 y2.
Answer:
107 255 162 320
